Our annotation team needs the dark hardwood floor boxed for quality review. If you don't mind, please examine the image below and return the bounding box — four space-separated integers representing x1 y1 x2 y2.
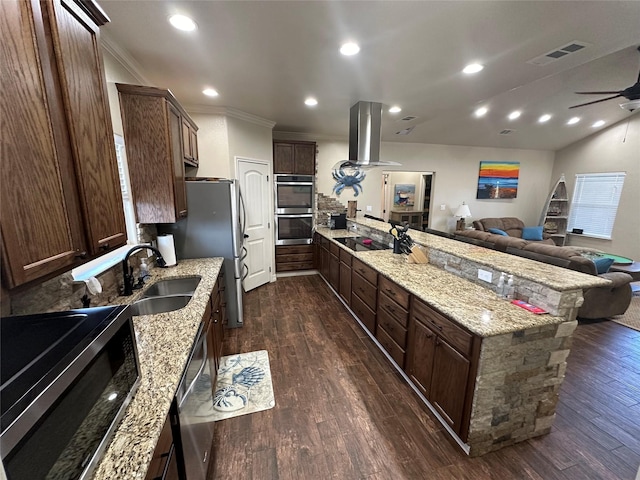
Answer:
211 275 640 479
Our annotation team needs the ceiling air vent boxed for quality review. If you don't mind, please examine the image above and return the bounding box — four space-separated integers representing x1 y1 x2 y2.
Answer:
400 115 417 122
499 129 515 135
526 40 591 66
396 126 415 136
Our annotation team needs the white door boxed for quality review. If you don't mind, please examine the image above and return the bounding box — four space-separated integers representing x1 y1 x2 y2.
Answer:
237 158 272 291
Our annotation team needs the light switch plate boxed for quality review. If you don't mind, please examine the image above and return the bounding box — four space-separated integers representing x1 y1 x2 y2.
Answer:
478 269 493 282
366 205 372 212
440 204 446 211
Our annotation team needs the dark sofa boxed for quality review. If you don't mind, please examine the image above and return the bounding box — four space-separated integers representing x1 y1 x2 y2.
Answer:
455 217 555 251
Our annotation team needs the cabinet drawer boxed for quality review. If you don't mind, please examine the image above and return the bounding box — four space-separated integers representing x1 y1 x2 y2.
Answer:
276 245 314 255
377 308 407 348
329 242 340 256
339 248 352 266
376 326 405 368
352 272 377 310
276 261 314 272
351 293 376 333
352 258 378 285
378 276 410 310
411 298 473 357
378 291 409 328
276 252 314 263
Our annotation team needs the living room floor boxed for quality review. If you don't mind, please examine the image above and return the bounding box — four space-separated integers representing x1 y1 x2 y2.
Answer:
211 275 640 479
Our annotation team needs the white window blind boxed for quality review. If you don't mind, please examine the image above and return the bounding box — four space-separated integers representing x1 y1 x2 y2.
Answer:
568 172 625 240
114 134 138 243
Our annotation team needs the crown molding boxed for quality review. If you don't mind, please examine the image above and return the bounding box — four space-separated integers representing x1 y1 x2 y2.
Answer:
184 104 276 129
100 33 152 85
273 131 347 142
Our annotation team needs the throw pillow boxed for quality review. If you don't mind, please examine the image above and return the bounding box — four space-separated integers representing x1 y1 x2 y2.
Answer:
488 228 508 236
522 226 543 241
593 257 615 274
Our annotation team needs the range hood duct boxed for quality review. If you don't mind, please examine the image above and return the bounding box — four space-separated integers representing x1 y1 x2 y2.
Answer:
334 101 401 169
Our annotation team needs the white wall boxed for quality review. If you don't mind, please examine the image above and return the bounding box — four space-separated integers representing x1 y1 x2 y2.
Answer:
316 140 555 232
102 49 143 136
552 114 640 259
227 116 273 175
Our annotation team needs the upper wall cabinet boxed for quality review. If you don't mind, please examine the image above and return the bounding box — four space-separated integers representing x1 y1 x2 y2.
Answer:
116 84 198 223
273 141 316 175
0 0 126 289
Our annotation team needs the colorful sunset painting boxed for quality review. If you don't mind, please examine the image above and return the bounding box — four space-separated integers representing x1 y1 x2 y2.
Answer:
476 161 520 199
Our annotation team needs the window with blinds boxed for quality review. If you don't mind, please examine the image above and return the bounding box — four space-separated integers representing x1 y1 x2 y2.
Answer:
568 172 626 240
114 134 137 243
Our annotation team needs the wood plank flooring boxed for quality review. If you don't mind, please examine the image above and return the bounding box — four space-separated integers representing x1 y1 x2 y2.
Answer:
210 275 640 479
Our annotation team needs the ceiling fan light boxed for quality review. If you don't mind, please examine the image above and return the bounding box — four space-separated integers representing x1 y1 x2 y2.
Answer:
474 106 488 117
463 63 484 74
538 114 552 123
567 117 580 125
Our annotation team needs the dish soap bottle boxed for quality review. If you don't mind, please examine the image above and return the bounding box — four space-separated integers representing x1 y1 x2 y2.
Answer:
139 258 151 284
496 272 506 297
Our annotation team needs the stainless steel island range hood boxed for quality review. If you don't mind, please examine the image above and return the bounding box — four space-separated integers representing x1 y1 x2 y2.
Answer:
334 101 401 169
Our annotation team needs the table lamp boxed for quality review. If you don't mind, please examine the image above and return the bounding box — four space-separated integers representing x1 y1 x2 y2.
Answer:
455 202 472 231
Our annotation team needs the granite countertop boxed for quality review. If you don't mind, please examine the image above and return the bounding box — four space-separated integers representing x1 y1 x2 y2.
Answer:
341 218 610 292
92 257 223 480
315 227 591 337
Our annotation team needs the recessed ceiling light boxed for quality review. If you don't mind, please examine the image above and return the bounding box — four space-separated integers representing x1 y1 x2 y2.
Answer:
592 120 605 128
538 114 552 123
474 106 488 117
567 117 580 125
304 97 318 106
463 63 484 74
508 111 521 120
340 42 360 56
389 106 402 113
202 88 219 97
169 14 197 32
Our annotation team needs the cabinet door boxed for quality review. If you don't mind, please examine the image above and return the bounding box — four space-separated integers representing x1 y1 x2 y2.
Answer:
189 128 198 165
1 0 86 287
329 253 340 291
430 338 470 434
405 318 437 397
51 0 126 254
273 143 294 173
181 118 192 162
168 104 188 220
339 262 351 305
294 143 315 174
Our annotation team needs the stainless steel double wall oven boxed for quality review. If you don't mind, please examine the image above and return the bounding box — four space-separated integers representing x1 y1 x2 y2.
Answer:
275 175 314 245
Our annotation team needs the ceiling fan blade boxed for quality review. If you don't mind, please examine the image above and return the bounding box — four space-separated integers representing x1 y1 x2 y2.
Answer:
574 91 623 95
569 94 623 109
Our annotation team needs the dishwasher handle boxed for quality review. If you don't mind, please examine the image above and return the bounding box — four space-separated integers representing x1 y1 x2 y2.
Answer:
176 330 208 410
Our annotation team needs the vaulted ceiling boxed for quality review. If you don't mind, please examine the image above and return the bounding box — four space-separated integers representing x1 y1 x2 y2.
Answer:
100 1 640 151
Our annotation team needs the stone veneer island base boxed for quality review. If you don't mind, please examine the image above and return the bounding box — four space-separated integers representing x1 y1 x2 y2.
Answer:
316 218 609 456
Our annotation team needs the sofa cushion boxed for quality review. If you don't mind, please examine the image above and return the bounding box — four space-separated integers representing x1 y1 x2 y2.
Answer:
522 226 543 241
593 257 615 274
474 217 525 238
488 228 508 236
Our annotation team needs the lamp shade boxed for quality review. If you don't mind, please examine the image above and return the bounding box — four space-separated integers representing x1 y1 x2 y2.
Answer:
455 203 472 218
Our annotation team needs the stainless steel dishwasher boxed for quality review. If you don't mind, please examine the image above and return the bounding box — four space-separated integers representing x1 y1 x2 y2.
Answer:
173 323 215 480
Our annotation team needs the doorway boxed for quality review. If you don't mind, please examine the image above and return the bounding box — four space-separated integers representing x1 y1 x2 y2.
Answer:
237 158 273 291
382 171 434 231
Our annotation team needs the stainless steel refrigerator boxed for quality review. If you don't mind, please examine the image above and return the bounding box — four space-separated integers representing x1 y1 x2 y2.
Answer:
158 179 246 327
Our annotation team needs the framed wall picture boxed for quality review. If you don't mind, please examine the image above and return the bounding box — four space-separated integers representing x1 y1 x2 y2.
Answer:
393 184 416 207
477 161 520 199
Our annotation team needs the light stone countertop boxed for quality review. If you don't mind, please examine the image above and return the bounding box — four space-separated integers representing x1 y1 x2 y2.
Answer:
92 257 223 480
315 226 596 337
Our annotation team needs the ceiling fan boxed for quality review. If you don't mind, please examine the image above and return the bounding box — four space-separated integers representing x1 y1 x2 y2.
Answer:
569 46 640 109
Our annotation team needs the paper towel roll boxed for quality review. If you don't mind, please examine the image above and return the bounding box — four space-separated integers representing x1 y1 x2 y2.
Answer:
157 234 177 266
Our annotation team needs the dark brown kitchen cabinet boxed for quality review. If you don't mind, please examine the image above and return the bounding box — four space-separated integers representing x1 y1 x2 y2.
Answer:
406 297 479 439
328 243 340 292
205 272 225 385
1 0 126 289
351 258 378 333
275 245 314 272
116 84 195 223
181 117 199 166
145 413 179 480
338 249 352 305
273 141 316 174
376 276 410 368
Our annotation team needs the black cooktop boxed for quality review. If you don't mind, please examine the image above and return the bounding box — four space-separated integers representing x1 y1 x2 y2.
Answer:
0 305 130 429
333 236 391 252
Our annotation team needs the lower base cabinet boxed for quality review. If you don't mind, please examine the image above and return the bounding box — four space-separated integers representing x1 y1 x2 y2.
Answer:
275 245 314 272
145 413 179 480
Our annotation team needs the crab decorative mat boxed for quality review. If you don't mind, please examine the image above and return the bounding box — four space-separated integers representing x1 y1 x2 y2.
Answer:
211 350 275 422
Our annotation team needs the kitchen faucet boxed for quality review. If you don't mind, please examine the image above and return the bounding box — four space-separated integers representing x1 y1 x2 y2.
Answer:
122 245 167 296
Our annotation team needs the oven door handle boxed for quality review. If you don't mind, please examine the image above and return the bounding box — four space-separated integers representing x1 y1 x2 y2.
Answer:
276 214 313 218
276 182 314 186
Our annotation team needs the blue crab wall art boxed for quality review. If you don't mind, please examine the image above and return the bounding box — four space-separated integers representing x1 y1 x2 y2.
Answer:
332 167 366 196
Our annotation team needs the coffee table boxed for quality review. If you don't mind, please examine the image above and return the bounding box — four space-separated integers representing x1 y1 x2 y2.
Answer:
609 261 640 281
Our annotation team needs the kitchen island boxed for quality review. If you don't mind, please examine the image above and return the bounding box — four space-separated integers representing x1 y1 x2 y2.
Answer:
92 258 223 479
315 222 607 456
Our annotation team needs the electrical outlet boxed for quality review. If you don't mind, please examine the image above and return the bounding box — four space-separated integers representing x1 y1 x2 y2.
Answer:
366 205 372 212
478 269 493 282
440 204 446 211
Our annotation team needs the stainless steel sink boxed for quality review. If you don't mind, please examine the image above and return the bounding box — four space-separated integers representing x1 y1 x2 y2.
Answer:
130 295 193 316
142 276 201 298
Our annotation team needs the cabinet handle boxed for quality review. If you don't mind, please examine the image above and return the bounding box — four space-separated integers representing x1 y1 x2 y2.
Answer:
385 288 396 297
75 251 87 259
435 337 441 346
179 210 188 218
99 243 110 250
430 319 443 331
